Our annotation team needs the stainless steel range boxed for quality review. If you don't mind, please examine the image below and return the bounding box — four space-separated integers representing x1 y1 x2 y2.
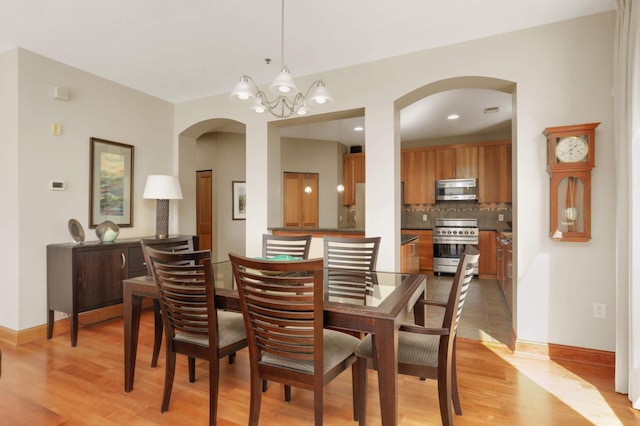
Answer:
433 218 479 275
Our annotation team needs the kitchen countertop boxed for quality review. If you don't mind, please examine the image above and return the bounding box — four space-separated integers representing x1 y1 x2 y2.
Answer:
270 228 417 245
269 227 365 233
401 234 418 245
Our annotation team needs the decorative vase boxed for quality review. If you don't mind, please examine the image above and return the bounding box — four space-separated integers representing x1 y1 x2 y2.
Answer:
96 220 120 242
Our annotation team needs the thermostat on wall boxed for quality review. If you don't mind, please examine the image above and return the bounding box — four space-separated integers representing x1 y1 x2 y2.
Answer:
50 180 66 190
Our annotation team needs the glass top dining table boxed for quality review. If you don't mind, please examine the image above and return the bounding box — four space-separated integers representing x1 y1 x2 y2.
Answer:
123 260 427 426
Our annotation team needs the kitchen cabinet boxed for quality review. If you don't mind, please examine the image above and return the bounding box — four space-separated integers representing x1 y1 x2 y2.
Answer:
496 237 505 290
342 153 365 206
478 231 497 278
478 142 512 203
402 150 436 204
283 172 319 228
404 230 433 273
400 236 420 274
505 243 513 314
435 146 478 180
454 146 479 179
496 233 513 314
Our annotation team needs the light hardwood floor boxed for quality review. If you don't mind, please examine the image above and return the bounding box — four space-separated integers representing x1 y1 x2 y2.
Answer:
1 309 638 425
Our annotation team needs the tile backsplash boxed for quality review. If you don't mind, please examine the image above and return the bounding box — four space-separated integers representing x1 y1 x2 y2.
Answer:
404 201 512 231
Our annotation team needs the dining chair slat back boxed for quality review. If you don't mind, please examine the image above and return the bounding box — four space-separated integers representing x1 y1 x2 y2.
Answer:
228 253 362 426
323 236 381 306
262 234 312 259
146 247 247 426
140 236 195 369
323 236 380 271
355 249 480 426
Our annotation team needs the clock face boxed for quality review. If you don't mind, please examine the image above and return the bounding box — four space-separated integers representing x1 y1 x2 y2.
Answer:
555 136 588 163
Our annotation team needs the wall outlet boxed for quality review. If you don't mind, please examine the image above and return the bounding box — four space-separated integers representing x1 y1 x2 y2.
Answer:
593 302 606 319
498 214 504 221
422 214 428 221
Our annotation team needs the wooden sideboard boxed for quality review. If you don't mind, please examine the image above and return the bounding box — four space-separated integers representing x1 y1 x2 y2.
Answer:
47 235 196 346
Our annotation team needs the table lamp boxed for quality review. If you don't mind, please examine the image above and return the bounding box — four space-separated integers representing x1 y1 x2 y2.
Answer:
143 175 183 239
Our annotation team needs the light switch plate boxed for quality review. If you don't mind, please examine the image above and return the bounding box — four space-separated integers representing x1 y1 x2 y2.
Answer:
50 180 65 190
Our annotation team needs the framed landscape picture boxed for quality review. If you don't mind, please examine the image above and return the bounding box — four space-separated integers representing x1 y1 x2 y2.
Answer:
89 137 134 228
232 181 246 220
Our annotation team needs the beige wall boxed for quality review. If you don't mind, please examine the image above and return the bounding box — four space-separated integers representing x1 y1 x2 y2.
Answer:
1 48 175 331
175 12 616 352
0 49 19 330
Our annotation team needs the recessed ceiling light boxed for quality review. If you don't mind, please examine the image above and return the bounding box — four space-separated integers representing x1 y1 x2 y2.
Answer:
354 126 364 132
447 114 460 120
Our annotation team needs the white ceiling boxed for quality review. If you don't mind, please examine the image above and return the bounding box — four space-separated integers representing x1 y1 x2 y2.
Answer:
0 0 615 142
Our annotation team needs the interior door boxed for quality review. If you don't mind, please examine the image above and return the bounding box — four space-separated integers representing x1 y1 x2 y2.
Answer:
196 170 213 252
283 172 318 228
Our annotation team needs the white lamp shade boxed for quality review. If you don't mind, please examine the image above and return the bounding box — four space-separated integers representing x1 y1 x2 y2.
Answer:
269 66 298 95
249 97 266 113
307 81 333 106
230 76 255 101
296 103 311 115
143 175 183 200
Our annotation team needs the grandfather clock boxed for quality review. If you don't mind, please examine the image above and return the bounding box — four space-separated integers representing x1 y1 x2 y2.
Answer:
542 122 600 242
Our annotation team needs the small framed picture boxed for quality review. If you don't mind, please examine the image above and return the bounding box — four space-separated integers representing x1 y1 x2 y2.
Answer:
89 137 134 228
232 181 246 220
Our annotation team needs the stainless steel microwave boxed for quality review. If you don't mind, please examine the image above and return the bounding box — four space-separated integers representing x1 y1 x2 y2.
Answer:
436 178 477 201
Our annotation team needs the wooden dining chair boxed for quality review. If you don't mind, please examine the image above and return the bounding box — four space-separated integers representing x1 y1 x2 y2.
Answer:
140 236 195 369
228 253 362 426
261 233 312 398
146 247 247 426
262 233 312 259
323 236 380 317
323 236 380 271
355 249 480 426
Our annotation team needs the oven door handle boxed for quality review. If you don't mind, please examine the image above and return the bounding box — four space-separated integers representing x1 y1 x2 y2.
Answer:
433 236 479 244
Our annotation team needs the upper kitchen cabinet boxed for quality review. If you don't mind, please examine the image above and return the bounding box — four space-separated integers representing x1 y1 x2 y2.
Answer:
478 142 512 203
342 153 365 206
435 146 478 180
402 149 436 204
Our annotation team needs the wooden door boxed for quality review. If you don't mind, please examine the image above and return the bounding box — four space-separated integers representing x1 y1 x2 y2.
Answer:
300 174 319 227
283 173 302 227
196 170 213 252
283 172 319 228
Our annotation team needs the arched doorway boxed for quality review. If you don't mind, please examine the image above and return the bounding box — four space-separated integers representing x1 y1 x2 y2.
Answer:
178 118 247 261
396 76 517 344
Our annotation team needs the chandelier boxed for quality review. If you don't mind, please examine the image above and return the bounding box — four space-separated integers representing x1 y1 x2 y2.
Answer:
230 0 332 118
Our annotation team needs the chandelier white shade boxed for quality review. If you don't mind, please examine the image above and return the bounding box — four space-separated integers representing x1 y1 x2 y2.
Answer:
230 0 332 118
